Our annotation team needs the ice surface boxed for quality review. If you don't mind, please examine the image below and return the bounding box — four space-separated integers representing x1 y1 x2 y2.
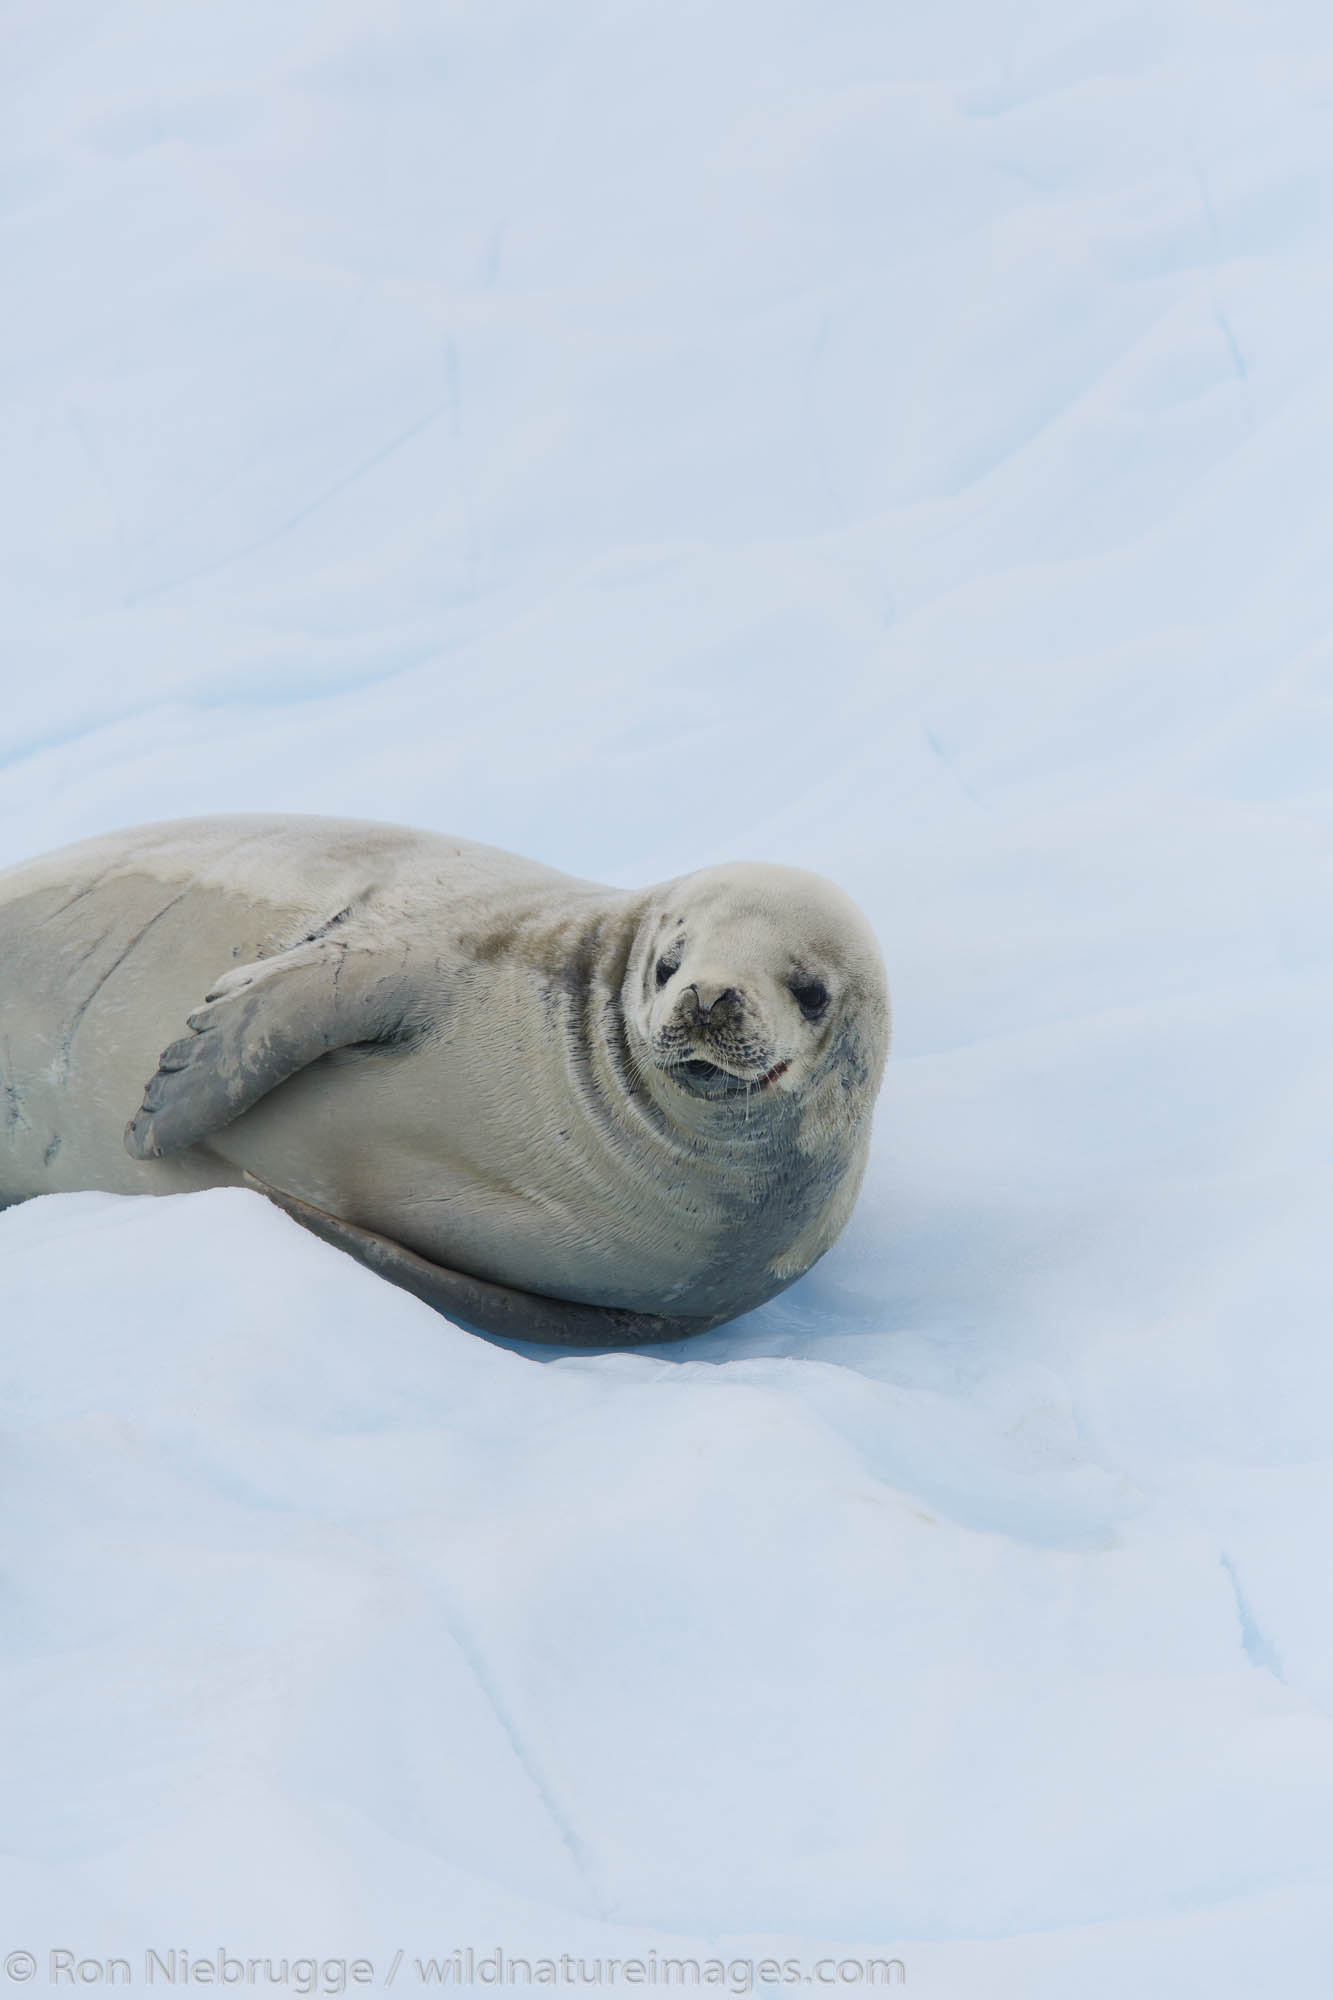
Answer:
2 2 1332 1992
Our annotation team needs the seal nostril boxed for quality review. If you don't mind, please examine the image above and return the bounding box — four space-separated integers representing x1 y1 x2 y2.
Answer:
693 986 741 1023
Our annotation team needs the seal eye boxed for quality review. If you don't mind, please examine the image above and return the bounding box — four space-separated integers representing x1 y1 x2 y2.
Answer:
655 955 679 989
790 977 829 1021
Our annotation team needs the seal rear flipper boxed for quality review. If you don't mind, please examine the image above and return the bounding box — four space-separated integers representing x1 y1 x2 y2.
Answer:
125 934 417 1160
245 1173 728 1349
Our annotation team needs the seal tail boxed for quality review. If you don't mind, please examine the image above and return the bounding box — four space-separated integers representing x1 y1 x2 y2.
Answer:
243 1173 728 1349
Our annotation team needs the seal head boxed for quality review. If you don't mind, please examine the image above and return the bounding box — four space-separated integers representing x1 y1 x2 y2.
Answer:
624 861 889 1145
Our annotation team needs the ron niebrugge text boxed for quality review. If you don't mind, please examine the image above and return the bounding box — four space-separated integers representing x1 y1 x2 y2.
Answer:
7 1948 907 1990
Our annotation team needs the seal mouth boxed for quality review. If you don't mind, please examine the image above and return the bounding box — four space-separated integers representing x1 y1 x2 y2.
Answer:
675 1057 789 1098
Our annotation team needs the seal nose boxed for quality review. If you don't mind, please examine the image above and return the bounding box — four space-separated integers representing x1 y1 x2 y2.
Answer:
682 982 743 1025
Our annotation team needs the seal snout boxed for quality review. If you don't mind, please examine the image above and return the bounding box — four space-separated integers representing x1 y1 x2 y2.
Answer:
654 972 787 1099
680 981 744 1030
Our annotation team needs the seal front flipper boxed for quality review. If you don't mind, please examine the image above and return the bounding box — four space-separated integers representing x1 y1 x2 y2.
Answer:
245 1174 730 1349
125 932 417 1160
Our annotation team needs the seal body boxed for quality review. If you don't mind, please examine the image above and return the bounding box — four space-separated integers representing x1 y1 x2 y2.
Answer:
0 817 889 1332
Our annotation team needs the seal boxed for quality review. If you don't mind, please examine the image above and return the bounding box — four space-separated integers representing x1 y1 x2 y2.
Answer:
0 815 889 1345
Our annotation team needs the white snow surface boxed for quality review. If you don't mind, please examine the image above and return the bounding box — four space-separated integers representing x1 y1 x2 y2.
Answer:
3 2 1333 1992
